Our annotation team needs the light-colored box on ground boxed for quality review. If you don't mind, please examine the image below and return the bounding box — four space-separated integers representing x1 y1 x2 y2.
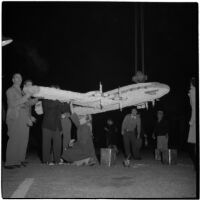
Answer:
100 148 116 167
162 149 178 165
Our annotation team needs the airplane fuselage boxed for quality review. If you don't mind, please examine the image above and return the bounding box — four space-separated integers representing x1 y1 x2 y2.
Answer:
27 82 170 116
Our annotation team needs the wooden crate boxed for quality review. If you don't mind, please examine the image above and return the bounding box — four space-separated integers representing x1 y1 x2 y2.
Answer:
162 149 178 165
100 148 116 167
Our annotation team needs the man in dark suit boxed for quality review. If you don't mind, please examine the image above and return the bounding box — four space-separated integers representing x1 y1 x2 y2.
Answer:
42 87 70 165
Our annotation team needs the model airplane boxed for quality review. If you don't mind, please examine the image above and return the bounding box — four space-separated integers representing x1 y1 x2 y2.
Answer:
24 82 170 115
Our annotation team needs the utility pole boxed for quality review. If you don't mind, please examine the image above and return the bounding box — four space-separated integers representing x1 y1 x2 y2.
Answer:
134 4 145 76
140 4 145 74
134 4 138 74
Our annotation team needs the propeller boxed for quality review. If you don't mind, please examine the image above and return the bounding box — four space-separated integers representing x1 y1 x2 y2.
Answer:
119 101 123 111
99 82 102 94
118 87 123 111
99 82 103 109
152 100 155 107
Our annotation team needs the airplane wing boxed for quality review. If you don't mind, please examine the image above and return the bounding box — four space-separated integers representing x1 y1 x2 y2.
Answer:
24 82 170 115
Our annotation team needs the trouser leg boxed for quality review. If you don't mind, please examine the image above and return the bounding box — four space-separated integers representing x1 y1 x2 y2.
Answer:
123 133 131 159
18 124 29 162
42 128 52 163
53 129 62 163
188 143 196 168
157 136 168 162
2 122 8 162
194 144 197 170
5 119 21 166
157 136 168 152
130 131 140 159
16 111 30 163
156 137 162 157
61 118 71 150
135 138 142 159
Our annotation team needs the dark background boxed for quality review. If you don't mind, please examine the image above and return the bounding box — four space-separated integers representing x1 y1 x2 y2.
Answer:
2 2 198 157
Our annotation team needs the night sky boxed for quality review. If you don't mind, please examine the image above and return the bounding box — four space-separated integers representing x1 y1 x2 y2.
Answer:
2 2 198 149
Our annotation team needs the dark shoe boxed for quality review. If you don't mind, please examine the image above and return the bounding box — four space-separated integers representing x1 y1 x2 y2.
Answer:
88 158 96 166
55 159 64 165
4 165 16 169
123 159 130 167
21 162 27 167
88 161 96 166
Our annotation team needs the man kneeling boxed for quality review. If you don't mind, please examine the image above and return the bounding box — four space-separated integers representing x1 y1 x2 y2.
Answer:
62 113 97 166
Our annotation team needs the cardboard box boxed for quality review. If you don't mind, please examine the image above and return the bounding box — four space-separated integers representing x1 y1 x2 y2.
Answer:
162 149 178 165
100 148 116 167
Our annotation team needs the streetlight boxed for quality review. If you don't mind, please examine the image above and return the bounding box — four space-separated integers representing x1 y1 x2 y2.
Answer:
2 36 13 46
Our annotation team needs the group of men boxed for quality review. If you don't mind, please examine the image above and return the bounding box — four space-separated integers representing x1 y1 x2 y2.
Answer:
4 73 73 169
4 73 170 169
121 107 169 166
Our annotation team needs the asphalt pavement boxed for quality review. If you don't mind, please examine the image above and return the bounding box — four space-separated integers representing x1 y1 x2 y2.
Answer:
1 149 197 199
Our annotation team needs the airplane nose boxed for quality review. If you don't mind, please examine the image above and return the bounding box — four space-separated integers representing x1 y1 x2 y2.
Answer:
162 83 170 91
152 82 170 94
158 83 170 94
